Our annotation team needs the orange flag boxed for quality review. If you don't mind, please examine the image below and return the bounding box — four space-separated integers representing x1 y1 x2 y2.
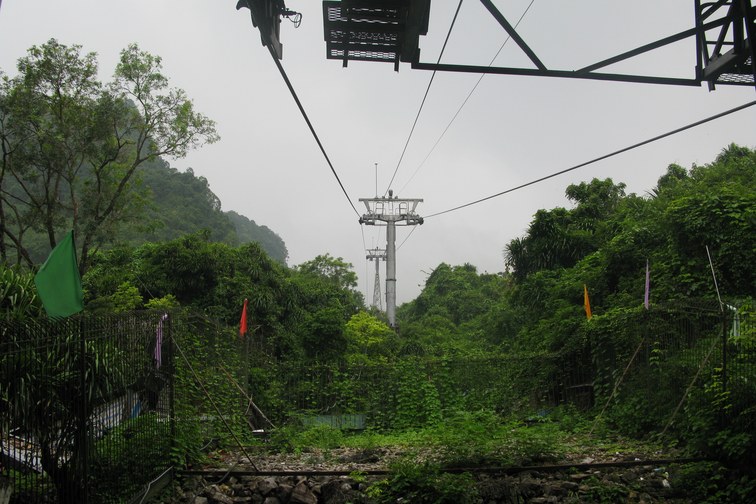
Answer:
583 284 592 320
239 298 248 337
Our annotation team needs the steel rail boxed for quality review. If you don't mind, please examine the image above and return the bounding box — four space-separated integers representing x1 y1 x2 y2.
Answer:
178 457 706 479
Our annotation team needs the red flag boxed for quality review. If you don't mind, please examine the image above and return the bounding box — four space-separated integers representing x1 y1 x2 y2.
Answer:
239 298 248 337
583 284 592 320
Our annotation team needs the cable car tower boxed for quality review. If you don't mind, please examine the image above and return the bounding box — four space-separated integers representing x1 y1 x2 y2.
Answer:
360 191 423 328
366 248 386 310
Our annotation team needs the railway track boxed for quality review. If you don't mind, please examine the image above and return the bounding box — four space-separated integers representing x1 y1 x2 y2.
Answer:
178 456 705 480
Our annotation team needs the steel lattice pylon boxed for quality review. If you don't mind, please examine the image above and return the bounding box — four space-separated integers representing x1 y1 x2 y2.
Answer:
366 248 385 310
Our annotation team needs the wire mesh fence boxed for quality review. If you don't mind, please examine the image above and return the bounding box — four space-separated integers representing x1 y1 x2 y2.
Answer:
0 312 173 504
0 303 752 502
171 314 251 451
246 303 753 435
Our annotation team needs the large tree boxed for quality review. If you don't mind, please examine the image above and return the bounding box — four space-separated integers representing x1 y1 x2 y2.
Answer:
504 178 626 281
0 40 218 272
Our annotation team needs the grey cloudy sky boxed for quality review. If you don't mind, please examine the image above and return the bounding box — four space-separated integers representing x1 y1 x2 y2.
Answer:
1 0 754 304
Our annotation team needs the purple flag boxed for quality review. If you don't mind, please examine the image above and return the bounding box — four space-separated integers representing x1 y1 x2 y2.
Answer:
644 260 650 310
155 313 168 368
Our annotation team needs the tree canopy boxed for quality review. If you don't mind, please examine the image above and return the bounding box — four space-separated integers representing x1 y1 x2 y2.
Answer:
399 144 755 354
0 39 218 272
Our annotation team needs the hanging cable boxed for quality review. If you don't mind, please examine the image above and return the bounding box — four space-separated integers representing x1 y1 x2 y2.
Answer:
423 99 756 219
396 225 420 251
266 45 360 217
399 0 537 193
383 0 465 195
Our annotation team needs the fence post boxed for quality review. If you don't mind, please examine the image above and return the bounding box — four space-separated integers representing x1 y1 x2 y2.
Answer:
168 314 177 461
721 309 728 397
241 332 249 420
78 319 89 504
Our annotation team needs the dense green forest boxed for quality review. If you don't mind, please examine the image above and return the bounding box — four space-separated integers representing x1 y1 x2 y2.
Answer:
398 144 754 355
5 142 751 368
3 143 752 502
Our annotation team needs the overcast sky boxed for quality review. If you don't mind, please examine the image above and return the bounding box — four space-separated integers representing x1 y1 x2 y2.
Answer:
1 0 754 305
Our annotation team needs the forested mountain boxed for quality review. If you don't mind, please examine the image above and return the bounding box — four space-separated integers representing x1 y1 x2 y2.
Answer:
6 154 289 265
226 210 288 264
0 39 286 268
121 157 236 244
124 157 289 264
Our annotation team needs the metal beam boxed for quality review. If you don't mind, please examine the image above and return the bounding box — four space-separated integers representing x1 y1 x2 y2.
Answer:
578 18 729 73
739 0 756 85
411 60 701 86
479 0 546 70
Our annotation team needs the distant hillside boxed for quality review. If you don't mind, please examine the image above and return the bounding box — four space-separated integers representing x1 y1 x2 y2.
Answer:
226 210 288 264
20 156 289 264
123 157 288 263
134 158 236 244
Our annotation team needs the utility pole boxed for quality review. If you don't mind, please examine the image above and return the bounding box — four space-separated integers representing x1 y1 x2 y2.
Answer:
360 190 423 327
366 248 386 310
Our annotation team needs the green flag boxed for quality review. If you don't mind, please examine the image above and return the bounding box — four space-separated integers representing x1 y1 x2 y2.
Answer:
34 230 84 318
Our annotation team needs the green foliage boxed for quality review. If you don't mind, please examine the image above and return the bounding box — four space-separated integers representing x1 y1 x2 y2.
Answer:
369 461 478 504
286 424 345 451
110 281 143 312
0 39 218 272
125 160 237 246
344 311 397 364
172 322 251 463
145 293 179 311
578 476 629 503
89 413 171 501
680 307 756 464
398 264 511 353
5 142 747 501
120 160 289 262
393 359 442 430
0 263 42 319
301 302 349 361
226 209 288 264
505 178 626 282
84 231 303 353
670 462 756 504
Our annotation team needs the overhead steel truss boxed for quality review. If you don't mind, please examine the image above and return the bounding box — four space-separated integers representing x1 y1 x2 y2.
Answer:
322 0 756 88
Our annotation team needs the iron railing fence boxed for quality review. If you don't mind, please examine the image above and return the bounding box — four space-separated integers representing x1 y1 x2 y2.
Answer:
171 314 251 445
246 354 573 430
586 303 753 434
0 303 752 502
247 303 753 434
0 312 173 504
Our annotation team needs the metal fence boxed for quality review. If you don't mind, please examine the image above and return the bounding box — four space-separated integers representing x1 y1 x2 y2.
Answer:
0 311 253 504
247 303 753 434
0 303 752 502
0 312 173 504
585 303 754 434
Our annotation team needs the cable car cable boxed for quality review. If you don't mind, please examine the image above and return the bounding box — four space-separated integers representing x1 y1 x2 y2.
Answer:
423 99 756 219
384 0 465 196
398 0 537 194
266 45 360 217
